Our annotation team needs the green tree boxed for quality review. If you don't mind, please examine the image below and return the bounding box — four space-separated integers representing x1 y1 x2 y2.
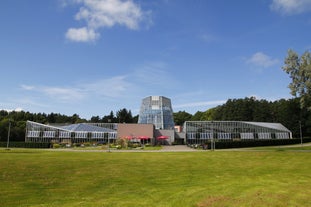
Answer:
0 118 9 142
252 99 273 122
283 49 311 110
272 98 302 137
116 108 133 123
102 111 116 123
173 111 192 125
132 115 139 123
203 108 217 120
90 116 100 123
191 111 205 121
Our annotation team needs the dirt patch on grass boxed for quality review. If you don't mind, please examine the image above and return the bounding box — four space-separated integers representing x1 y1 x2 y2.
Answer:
197 196 232 207
197 190 290 207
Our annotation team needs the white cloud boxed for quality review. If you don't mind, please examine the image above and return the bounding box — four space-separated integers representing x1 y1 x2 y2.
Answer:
270 0 311 15
21 84 85 102
21 84 35 90
131 61 179 89
82 76 131 98
20 75 133 103
2 108 23 112
246 52 279 68
42 87 85 101
65 27 99 42
64 0 151 42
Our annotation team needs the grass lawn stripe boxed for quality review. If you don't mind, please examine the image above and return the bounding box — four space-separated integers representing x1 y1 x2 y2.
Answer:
0 149 310 206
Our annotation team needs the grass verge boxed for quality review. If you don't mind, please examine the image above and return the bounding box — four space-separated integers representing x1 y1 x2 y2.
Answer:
0 148 310 206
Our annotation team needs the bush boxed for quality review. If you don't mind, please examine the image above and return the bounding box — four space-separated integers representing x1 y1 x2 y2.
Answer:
201 138 311 149
0 142 51 148
73 143 81 147
131 143 141 148
83 142 91 147
116 138 128 149
53 143 61 149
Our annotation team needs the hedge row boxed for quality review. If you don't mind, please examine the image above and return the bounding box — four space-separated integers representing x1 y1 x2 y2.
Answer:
1 138 310 149
208 138 311 149
0 142 51 148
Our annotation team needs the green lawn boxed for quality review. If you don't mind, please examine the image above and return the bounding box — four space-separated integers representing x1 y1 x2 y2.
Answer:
0 148 310 207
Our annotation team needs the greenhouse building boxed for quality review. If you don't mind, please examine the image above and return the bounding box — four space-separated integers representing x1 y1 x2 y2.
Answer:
25 121 117 144
183 121 292 144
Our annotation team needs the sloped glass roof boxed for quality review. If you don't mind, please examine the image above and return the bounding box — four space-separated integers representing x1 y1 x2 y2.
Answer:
60 123 115 132
183 121 292 134
244 122 291 132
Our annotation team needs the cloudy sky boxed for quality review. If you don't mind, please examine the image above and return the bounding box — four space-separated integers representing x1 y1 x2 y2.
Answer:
1 0 311 118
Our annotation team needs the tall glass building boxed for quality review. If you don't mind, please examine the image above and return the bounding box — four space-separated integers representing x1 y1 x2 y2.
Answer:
138 96 175 129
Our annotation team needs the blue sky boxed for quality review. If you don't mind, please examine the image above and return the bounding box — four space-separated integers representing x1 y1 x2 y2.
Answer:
1 0 311 119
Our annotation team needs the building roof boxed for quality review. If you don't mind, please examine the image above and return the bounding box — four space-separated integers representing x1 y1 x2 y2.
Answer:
244 122 291 132
60 123 115 132
183 121 292 133
26 121 116 133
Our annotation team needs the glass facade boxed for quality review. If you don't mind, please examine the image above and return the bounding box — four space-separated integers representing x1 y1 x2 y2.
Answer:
183 121 292 144
138 96 175 129
25 121 117 143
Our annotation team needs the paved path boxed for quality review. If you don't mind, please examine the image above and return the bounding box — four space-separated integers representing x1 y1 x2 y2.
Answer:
41 142 311 153
108 145 198 152
42 145 197 153
161 145 197 152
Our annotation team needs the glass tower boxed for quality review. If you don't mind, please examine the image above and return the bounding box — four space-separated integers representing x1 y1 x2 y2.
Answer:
138 96 175 129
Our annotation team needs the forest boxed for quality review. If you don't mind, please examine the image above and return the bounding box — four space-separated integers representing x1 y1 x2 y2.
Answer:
0 97 310 142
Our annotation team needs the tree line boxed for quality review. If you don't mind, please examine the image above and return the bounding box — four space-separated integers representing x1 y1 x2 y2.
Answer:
1 97 309 142
1 49 310 141
174 48 311 138
173 97 309 137
0 108 137 142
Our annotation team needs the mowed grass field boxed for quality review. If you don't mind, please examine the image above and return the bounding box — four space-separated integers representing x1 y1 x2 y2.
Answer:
0 148 311 207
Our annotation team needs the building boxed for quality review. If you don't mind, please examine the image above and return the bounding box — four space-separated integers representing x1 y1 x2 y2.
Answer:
138 96 175 130
25 120 292 145
118 123 174 145
25 121 117 144
184 121 292 144
24 96 293 146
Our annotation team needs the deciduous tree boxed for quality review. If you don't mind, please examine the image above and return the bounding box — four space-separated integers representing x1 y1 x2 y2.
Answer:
283 49 311 110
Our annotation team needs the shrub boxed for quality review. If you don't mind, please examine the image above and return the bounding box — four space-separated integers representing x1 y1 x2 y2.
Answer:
116 138 128 149
132 143 141 148
73 143 81 147
83 142 91 147
0 142 51 148
53 143 61 149
207 138 311 149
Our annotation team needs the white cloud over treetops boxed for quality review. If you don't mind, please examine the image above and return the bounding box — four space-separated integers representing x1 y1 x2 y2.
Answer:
20 75 131 103
3 108 23 112
64 0 151 42
65 27 99 42
246 52 279 68
22 84 85 101
270 0 311 15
